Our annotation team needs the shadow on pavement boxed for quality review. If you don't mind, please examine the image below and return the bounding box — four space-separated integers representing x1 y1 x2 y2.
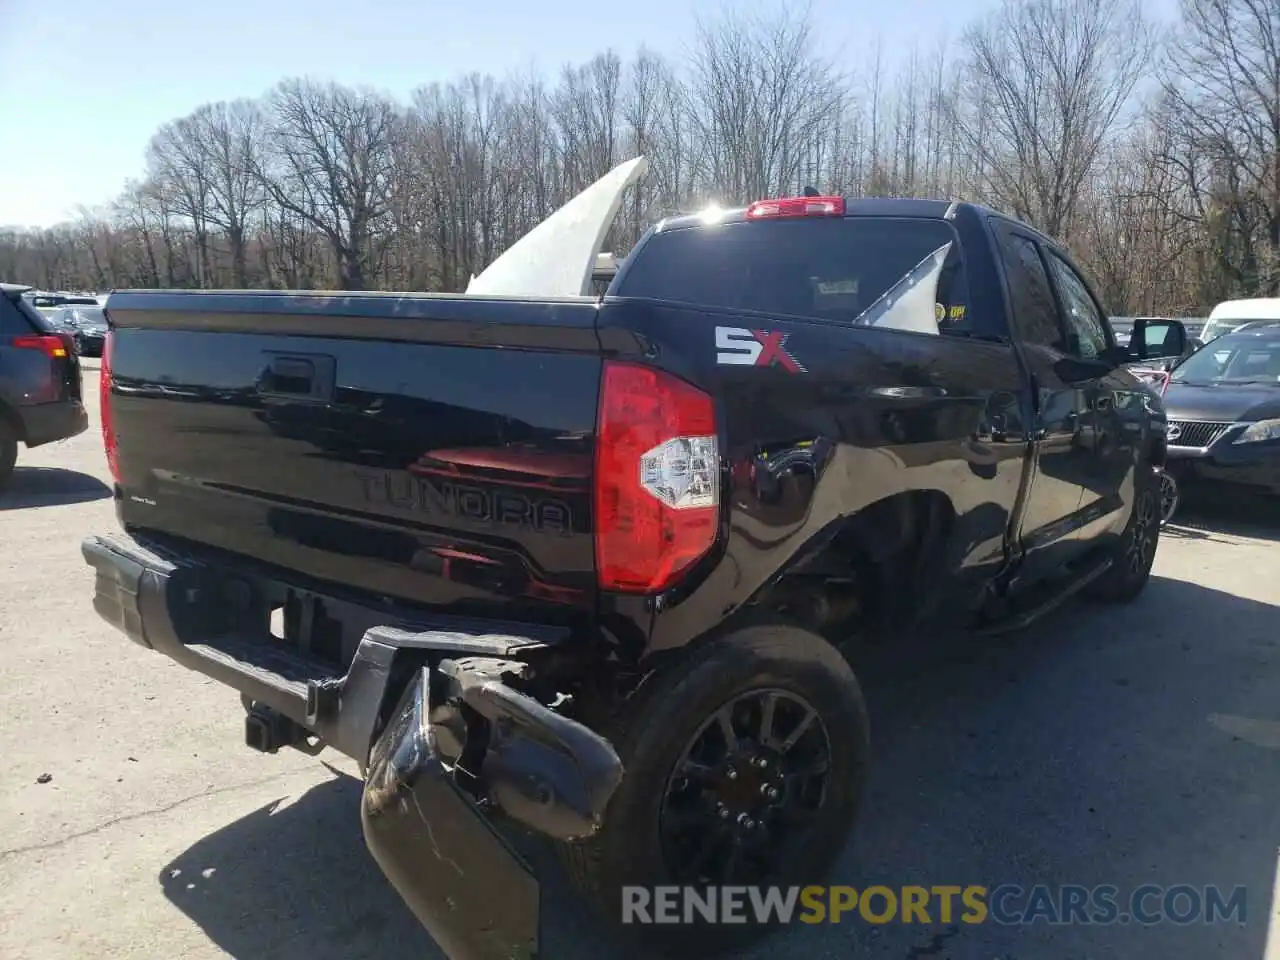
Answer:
1166 489 1280 544
159 774 441 960
160 576 1280 960
0 467 111 509
158 769 625 960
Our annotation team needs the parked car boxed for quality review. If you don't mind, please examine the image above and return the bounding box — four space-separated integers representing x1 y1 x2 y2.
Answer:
79 159 1186 959
1199 297 1280 345
0 283 89 489
1163 320 1280 499
48 305 108 357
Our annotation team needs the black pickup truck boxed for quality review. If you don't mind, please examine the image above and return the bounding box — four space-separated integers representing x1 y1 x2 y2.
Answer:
82 179 1186 959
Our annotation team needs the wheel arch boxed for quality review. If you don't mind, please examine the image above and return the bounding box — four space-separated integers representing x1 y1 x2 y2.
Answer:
642 488 959 674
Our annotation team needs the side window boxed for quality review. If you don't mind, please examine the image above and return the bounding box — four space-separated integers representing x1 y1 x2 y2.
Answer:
997 229 1063 349
1044 252 1109 360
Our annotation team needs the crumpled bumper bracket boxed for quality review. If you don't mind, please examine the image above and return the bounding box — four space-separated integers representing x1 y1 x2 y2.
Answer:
361 660 623 960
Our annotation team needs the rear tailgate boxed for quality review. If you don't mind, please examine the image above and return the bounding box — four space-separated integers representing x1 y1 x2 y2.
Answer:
103 291 602 627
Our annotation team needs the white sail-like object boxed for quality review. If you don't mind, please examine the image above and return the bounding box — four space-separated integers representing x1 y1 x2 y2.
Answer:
465 156 649 298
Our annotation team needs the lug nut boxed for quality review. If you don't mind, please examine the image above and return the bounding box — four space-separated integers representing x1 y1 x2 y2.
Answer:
766 786 781 801
737 813 756 829
726 767 738 780
718 804 730 819
758 758 769 770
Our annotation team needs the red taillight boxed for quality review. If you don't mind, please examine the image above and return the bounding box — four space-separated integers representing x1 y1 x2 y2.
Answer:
100 331 120 484
12 334 68 358
594 361 719 593
745 195 845 219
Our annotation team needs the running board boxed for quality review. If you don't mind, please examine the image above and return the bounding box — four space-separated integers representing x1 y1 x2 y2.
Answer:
974 555 1113 637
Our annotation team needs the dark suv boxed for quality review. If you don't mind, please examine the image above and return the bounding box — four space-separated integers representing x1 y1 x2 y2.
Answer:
1 283 89 489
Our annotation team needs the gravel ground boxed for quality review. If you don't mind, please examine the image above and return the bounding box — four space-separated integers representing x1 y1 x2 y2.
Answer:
1 361 1278 959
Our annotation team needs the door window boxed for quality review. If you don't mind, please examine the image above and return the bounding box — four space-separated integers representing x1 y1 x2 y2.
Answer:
1045 252 1110 360
996 229 1063 350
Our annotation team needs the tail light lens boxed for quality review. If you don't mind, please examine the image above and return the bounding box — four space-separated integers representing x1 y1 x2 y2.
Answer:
12 334 69 358
100 331 120 484
594 361 719 593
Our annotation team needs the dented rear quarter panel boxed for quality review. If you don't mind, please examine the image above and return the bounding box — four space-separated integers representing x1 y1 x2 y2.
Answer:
594 290 1031 654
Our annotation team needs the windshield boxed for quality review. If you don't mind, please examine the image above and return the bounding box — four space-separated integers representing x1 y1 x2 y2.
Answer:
615 216 972 336
1171 334 1280 384
68 307 106 327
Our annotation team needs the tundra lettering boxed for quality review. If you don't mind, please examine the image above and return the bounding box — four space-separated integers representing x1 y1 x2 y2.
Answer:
354 469 574 536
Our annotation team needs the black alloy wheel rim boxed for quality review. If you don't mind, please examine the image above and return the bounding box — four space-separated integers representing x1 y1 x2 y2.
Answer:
658 689 833 884
1127 488 1158 573
1158 472 1179 525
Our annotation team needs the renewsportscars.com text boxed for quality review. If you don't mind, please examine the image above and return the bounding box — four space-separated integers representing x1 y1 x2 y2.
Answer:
621 884 1247 926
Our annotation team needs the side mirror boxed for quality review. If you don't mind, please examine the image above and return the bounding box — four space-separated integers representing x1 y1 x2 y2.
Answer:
1127 318 1186 363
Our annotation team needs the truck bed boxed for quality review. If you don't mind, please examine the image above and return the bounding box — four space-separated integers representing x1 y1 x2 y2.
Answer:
103 291 604 634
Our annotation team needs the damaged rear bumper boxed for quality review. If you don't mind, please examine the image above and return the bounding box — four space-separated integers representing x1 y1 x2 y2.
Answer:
81 531 623 960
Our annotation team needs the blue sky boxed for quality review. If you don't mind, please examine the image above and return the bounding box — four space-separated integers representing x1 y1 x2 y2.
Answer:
0 0 1175 228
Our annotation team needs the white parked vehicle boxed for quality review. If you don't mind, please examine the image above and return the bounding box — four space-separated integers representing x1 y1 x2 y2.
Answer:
1199 298 1280 345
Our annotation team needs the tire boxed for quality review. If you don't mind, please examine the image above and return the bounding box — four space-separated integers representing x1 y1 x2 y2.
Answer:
0 436 16 492
1082 464 1160 604
561 623 870 954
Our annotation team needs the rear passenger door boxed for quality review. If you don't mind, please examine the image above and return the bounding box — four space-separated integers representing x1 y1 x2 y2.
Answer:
990 220 1096 575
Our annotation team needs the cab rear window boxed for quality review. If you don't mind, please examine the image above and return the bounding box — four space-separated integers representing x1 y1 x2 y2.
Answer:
1 293 54 335
614 216 973 337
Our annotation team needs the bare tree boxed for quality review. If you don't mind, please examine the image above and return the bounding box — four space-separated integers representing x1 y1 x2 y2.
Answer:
253 79 400 289
147 116 214 285
182 100 267 286
957 0 1154 239
1162 0 1280 295
685 4 848 203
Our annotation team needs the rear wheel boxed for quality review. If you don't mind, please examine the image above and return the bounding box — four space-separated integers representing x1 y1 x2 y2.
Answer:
1083 464 1160 604
561 624 869 953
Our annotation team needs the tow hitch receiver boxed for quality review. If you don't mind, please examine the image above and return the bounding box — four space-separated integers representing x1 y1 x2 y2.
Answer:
361 658 623 960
